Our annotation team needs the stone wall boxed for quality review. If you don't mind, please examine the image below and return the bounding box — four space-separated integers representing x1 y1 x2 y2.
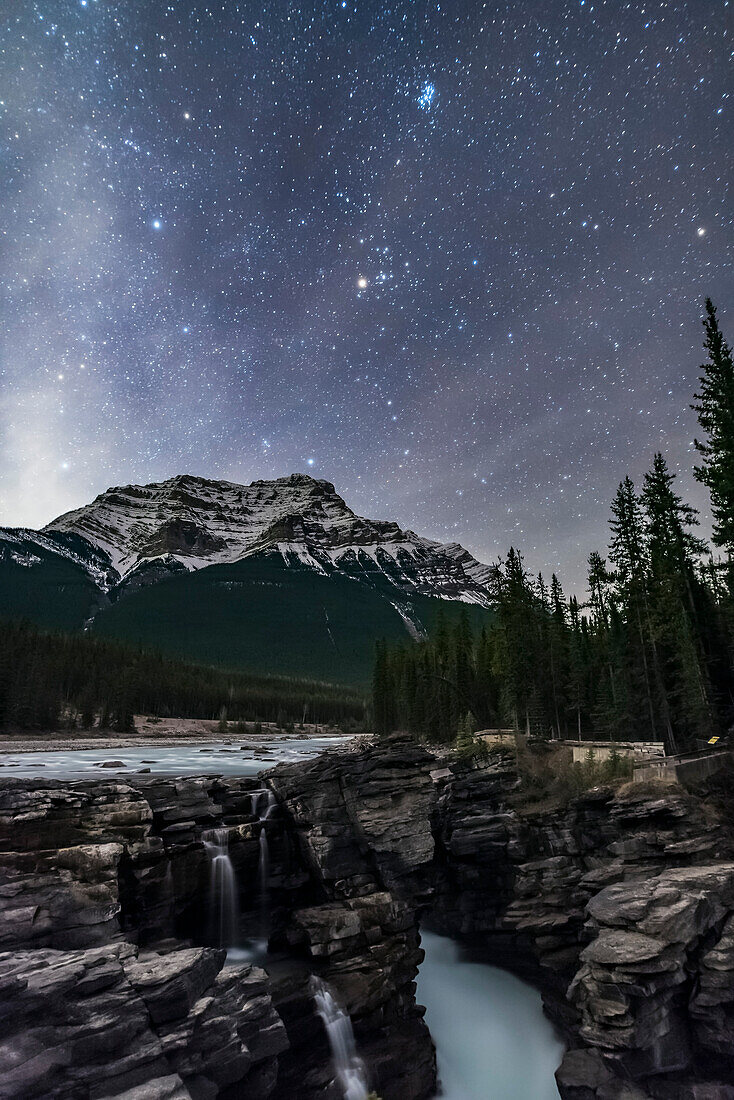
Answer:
634 749 733 786
569 740 666 764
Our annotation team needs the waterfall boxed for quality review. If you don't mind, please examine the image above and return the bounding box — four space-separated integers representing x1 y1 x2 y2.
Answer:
311 977 369 1100
202 827 240 949
250 788 276 820
257 822 270 936
251 788 276 938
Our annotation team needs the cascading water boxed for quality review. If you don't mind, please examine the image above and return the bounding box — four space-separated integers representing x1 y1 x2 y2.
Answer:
201 827 240 949
257 825 270 936
311 977 369 1100
251 788 276 938
250 788 276 820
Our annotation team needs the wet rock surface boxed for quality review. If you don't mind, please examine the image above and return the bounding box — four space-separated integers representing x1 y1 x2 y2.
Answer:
0 943 286 1099
1 737 734 1099
0 752 437 1099
429 751 734 1099
268 738 438 1100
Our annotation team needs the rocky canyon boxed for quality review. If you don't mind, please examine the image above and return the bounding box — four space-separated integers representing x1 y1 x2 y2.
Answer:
1 737 733 1099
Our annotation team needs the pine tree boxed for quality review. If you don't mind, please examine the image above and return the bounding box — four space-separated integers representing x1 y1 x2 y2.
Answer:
548 574 570 738
608 477 666 745
692 299 734 554
641 453 714 745
643 453 707 584
492 549 539 733
474 626 498 728
566 597 587 740
586 551 620 730
455 711 477 754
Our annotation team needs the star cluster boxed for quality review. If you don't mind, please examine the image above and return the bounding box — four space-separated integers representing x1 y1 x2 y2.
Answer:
0 1 731 589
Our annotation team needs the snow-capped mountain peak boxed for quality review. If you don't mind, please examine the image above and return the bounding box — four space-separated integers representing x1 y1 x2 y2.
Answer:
39 472 492 604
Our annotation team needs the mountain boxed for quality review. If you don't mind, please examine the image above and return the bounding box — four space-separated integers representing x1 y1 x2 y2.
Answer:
0 473 494 683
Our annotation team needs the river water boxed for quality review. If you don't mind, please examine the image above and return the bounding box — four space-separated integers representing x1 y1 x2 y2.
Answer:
417 932 563 1100
0 736 350 778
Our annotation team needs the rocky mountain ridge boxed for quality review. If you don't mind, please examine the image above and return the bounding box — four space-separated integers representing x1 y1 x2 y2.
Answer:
12 472 492 604
0 473 495 681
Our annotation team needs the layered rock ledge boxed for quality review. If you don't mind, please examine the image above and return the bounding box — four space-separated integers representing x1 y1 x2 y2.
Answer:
0 764 436 1100
1 738 734 1099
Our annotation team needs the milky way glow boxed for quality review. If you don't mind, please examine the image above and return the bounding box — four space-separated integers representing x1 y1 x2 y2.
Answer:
0 1 730 590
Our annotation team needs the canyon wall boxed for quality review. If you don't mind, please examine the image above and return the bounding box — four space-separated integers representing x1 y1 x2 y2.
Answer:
269 737 734 1099
2 738 734 1099
0 767 435 1100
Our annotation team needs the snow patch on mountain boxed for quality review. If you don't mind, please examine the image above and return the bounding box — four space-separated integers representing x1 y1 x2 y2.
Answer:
0 527 114 589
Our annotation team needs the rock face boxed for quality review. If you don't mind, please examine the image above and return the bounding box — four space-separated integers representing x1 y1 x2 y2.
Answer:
272 738 734 1098
427 750 734 1098
2 738 734 1099
559 865 734 1097
268 737 438 1100
0 944 287 1100
0 762 436 1100
269 735 438 901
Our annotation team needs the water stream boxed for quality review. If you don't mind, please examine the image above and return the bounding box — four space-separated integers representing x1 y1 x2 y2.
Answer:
311 977 369 1100
417 931 563 1100
250 788 276 938
0 737 351 778
201 827 240 949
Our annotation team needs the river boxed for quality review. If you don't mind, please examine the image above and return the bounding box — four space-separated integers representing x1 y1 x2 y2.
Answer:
417 931 563 1100
0 736 350 778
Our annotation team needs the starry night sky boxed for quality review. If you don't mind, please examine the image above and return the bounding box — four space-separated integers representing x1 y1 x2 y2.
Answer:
1 1 731 591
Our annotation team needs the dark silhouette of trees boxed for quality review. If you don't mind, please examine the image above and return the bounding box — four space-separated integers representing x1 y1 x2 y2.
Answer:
0 621 366 732
373 301 734 751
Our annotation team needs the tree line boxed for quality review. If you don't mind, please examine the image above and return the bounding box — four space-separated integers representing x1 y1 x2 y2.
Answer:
373 300 734 754
0 620 367 732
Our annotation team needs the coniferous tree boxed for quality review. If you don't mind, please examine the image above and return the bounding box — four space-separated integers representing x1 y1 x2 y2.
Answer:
372 640 392 736
548 573 570 738
0 620 365 733
492 548 539 733
565 596 588 740
641 453 714 744
608 477 668 745
692 299 734 555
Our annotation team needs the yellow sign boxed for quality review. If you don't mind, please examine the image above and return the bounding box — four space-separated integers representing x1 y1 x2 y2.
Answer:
708 736 720 745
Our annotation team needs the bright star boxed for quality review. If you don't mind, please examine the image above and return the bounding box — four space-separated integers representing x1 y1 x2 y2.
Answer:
307 458 315 466
697 227 706 237
152 218 162 230
357 277 368 289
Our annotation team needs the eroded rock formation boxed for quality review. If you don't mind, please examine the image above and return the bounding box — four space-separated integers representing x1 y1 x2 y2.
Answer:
1 737 734 1099
0 763 436 1100
0 944 287 1100
270 737 734 1098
